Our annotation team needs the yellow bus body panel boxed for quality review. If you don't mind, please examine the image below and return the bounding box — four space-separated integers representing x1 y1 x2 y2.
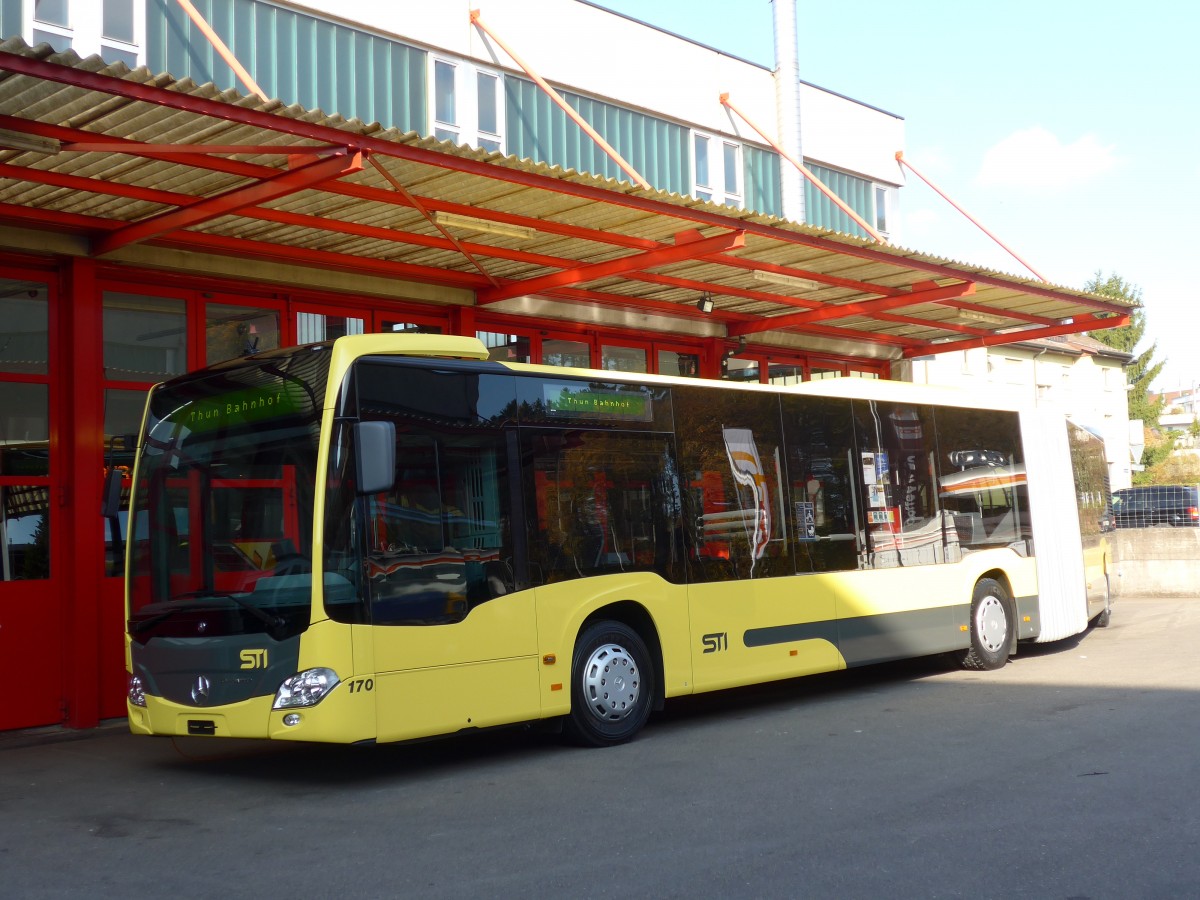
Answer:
532 573 691 718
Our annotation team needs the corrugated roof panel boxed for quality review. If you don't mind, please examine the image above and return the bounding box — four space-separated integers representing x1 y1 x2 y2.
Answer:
0 40 1135 363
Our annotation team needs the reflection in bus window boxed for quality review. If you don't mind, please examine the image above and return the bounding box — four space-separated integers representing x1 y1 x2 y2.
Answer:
366 433 514 625
674 386 789 581
524 430 681 586
854 401 941 567
933 407 1030 555
780 395 858 573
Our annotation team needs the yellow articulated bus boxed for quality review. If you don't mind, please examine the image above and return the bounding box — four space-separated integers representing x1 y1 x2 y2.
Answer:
121 334 1114 747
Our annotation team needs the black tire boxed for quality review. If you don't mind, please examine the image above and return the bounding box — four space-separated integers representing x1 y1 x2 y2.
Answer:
563 620 655 747
1094 575 1112 628
957 578 1012 671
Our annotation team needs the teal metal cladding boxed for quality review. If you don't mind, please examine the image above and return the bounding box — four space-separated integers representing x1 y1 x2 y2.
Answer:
804 161 873 237
1 0 20 40
743 144 782 219
505 75 689 196
145 0 426 132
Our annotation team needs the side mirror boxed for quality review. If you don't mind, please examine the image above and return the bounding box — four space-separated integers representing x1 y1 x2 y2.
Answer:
353 420 396 495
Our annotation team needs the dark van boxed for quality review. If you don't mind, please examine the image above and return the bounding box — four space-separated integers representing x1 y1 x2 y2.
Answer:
1112 485 1200 527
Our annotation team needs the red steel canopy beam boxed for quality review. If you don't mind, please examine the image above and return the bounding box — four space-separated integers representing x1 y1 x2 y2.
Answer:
475 230 746 305
901 313 1131 358
728 281 977 336
469 9 650 190
0 55 1133 321
91 149 363 256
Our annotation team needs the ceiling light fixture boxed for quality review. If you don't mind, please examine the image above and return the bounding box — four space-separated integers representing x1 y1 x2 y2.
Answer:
958 310 1008 325
750 270 821 291
433 211 535 240
696 293 714 314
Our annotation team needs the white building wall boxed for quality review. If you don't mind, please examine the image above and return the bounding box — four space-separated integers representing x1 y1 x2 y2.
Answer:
908 346 1133 490
285 0 904 187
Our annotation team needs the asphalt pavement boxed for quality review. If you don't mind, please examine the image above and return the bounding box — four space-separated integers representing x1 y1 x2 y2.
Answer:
2 594 1197 899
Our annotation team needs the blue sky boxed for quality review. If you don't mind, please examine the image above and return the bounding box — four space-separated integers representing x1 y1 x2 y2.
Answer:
594 0 1198 392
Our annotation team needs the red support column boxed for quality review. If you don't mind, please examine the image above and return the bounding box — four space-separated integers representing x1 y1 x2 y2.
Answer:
61 257 105 729
448 305 476 338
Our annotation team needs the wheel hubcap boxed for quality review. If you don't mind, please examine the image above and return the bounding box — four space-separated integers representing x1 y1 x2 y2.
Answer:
581 643 641 722
976 594 1007 653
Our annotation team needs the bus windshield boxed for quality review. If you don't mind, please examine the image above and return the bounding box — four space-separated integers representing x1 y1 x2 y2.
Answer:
126 346 331 641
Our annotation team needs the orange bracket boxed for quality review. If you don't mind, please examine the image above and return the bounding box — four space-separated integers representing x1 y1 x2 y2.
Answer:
895 152 1047 283
175 0 268 101
721 93 886 244
470 9 651 190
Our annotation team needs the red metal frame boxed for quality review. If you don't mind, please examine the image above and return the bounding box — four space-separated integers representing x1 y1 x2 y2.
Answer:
0 51 1135 369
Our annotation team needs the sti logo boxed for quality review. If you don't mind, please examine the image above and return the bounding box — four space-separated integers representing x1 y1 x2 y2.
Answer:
701 632 728 654
239 649 268 670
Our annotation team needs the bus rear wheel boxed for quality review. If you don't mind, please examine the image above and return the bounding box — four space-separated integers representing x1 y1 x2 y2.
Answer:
564 620 655 747
957 578 1011 671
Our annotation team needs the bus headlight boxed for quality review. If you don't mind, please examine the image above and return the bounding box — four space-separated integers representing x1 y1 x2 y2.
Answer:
273 668 340 709
128 675 147 708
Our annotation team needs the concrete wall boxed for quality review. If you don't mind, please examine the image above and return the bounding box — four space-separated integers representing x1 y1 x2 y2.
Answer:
1113 528 1200 598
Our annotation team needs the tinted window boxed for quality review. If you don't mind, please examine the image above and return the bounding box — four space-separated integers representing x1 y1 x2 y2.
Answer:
523 429 683 585
934 407 1030 553
674 386 790 581
350 362 519 626
780 395 859 572
853 401 942 567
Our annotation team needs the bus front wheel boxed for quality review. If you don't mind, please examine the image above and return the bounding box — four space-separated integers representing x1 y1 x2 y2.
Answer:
957 578 1011 671
564 620 655 747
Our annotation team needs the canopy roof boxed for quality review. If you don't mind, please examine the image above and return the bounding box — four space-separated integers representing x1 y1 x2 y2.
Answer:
0 41 1133 362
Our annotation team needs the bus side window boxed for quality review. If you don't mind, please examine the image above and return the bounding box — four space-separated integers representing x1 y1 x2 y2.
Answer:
366 430 515 626
522 429 681 586
933 407 1029 553
673 386 791 582
779 395 858 573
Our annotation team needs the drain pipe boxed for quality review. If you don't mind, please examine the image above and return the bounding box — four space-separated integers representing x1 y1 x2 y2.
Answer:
773 0 804 223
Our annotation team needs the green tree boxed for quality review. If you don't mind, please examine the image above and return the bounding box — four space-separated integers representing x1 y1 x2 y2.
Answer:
1084 271 1165 426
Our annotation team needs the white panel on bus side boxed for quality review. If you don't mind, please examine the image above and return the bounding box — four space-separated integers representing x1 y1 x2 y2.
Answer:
1020 409 1089 642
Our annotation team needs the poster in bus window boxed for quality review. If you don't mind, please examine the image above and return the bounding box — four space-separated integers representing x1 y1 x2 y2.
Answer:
795 500 816 540
861 452 877 484
868 483 887 508
721 427 771 562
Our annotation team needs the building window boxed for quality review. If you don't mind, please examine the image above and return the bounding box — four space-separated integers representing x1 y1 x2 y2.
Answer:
875 186 889 235
31 0 143 66
205 303 280 366
476 70 503 152
723 142 741 207
103 293 187 383
477 331 530 363
433 59 458 144
691 132 748 208
431 57 505 153
693 134 712 202
601 344 647 373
